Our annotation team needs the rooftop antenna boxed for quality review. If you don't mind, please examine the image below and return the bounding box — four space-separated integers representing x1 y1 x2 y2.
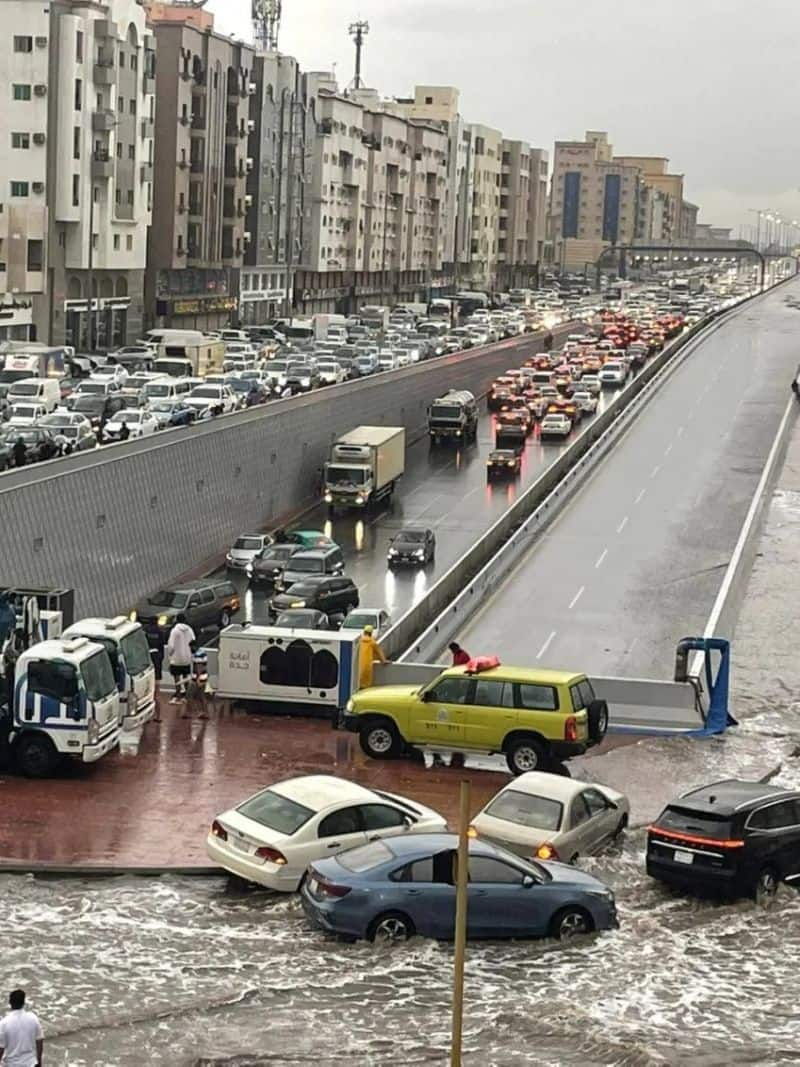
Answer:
253 0 281 51
348 19 369 89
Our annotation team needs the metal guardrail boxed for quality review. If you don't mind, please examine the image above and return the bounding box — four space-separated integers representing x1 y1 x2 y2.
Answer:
380 291 770 664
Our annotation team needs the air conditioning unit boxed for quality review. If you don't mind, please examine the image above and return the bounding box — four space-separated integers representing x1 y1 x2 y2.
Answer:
35 36 47 48
34 84 47 97
243 230 251 241
245 157 253 172
33 132 46 145
244 194 253 206
247 119 255 132
247 82 256 95
32 182 45 194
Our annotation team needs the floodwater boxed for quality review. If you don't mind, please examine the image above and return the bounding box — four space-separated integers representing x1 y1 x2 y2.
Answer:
5 691 800 1067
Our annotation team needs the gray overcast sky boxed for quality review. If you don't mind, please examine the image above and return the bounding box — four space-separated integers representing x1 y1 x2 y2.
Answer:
207 0 800 233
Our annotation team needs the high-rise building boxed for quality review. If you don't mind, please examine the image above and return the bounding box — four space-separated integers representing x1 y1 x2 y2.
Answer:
145 3 254 331
0 0 154 346
614 155 683 243
468 123 502 287
679 200 699 241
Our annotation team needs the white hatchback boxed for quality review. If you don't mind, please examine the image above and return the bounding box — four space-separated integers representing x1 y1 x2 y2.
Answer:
471 772 629 865
206 774 447 891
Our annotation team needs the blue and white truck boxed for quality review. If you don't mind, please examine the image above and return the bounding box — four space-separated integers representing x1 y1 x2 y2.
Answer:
62 616 156 730
0 636 121 777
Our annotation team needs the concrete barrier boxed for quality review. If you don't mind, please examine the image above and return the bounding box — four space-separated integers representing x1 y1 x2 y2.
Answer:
382 297 754 664
0 324 574 615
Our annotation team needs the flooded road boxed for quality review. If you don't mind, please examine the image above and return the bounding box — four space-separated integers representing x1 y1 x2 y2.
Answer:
5 697 799 1067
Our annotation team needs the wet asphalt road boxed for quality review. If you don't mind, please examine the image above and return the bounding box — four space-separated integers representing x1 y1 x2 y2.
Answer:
458 278 800 679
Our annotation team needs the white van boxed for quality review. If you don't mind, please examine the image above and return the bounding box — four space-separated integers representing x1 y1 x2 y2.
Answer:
7 377 61 412
139 328 207 351
142 377 192 404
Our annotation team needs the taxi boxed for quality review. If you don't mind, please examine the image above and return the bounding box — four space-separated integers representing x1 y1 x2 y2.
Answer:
342 661 608 775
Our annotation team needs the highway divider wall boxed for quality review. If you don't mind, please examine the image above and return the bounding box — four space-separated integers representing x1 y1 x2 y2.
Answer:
384 294 766 666
0 325 572 615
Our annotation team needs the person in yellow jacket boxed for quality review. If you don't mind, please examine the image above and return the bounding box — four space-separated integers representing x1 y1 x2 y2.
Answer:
358 624 388 689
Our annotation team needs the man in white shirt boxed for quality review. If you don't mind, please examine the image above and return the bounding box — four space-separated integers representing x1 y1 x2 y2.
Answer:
0 989 43 1067
166 613 196 704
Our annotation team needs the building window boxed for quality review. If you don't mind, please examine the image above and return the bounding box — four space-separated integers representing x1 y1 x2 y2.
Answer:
119 51 125 68
126 234 133 251
11 132 30 149
13 36 33 53
72 174 80 206
113 234 120 250
127 189 133 204
425 96 433 104
130 54 137 71
128 144 135 160
12 84 32 101
73 127 80 160
10 181 29 197
118 96 124 113
74 78 82 111
115 188 121 204
92 233 98 249
116 141 122 159
129 98 135 115
76 30 83 62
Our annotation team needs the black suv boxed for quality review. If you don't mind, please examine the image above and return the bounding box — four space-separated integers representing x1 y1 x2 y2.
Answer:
268 576 359 619
647 778 800 903
134 578 241 643
274 545 345 592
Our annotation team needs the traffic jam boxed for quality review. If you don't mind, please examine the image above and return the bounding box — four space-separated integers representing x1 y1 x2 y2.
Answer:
4 271 793 952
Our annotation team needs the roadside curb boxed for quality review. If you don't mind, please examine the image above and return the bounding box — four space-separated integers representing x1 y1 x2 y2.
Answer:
0 862 223 877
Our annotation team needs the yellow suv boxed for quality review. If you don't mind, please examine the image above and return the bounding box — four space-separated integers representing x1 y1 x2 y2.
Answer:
342 665 608 775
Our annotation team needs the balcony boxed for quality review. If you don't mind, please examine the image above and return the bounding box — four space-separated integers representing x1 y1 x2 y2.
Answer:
142 70 155 95
188 203 201 220
91 150 114 178
140 115 154 137
94 19 115 37
225 121 239 142
92 109 116 132
190 158 203 174
93 59 115 86
140 162 153 183
191 112 206 131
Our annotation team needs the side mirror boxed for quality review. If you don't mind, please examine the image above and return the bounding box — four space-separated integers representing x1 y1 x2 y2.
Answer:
420 690 431 703
606 799 618 810
522 875 535 888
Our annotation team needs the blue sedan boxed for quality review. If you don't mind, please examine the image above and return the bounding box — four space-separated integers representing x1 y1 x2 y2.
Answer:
301 832 617 943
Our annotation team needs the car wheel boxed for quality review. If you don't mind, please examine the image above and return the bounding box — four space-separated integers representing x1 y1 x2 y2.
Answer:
220 608 232 628
754 866 779 907
614 814 628 841
16 733 61 778
505 736 547 776
550 906 594 941
359 718 403 760
587 700 609 742
367 911 415 944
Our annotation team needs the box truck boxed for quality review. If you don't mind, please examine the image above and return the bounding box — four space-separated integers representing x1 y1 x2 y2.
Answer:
324 426 405 510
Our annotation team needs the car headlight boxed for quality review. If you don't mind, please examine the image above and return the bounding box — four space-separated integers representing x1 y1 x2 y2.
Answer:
225 553 233 562
246 563 253 576
414 548 424 558
345 698 354 712
354 494 364 504
128 610 137 622
290 600 306 608
87 719 100 744
301 377 310 386
157 614 169 627
388 548 398 556
324 492 333 503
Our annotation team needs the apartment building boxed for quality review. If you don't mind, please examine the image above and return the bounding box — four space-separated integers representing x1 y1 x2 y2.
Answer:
679 200 699 241
615 155 683 243
550 131 642 271
146 3 253 331
468 123 502 287
242 50 311 323
527 147 549 266
497 138 535 287
0 0 153 346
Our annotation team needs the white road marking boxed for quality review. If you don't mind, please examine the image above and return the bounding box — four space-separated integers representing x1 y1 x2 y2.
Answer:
568 586 585 610
664 442 673 456
536 630 557 659
616 515 629 534
635 488 646 504
595 548 608 568
651 465 660 479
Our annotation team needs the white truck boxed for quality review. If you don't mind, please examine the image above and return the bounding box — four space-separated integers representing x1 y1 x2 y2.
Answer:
62 616 156 731
0 636 121 777
324 426 405 510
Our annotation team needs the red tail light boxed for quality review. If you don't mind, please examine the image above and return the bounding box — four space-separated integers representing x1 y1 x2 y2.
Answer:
255 845 288 865
210 820 228 841
647 826 745 849
317 879 352 898
564 715 578 742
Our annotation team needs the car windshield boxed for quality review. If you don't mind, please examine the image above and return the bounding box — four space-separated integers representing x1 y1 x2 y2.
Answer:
11 406 39 418
287 363 309 375
237 788 315 834
93 366 117 377
60 426 82 439
275 611 320 627
120 627 153 676
431 405 462 419
145 384 171 397
337 839 394 872
147 590 188 608
79 382 107 394
657 806 734 838
264 361 288 372
326 466 367 486
190 387 220 399
10 383 39 396
281 581 321 597
71 396 103 411
287 558 324 573
340 612 376 630
485 790 563 831
234 537 263 551
80 650 117 703
397 530 426 542
117 411 141 422
260 546 298 563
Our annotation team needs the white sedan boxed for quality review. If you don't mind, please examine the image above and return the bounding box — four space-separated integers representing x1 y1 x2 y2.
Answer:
104 408 159 439
539 412 572 439
91 362 130 386
471 772 629 866
317 361 346 386
339 608 391 638
206 774 447 891
571 390 598 415
183 384 238 415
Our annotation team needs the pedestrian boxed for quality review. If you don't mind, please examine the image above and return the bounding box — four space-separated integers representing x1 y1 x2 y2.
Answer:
118 419 130 442
358 624 388 690
2 629 24 708
166 613 195 705
0 594 16 649
183 649 209 720
12 438 26 468
791 364 800 403
0 989 44 1067
150 632 164 722
448 641 471 667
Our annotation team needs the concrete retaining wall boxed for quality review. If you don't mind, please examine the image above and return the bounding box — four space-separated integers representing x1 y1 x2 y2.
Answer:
0 327 569 615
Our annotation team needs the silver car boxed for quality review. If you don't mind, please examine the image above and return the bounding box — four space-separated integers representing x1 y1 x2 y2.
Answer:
226 533 273 571
471 772 629 865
